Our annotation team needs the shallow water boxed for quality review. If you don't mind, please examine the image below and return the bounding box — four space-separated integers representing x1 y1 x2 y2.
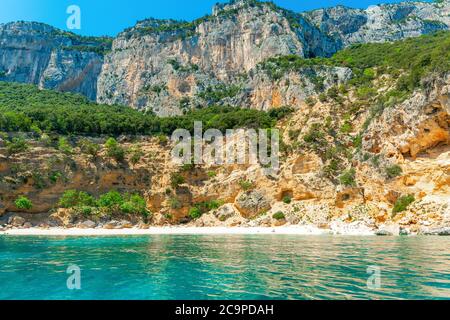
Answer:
0 235 449 300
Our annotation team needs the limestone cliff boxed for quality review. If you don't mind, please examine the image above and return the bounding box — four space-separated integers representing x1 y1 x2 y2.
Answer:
302 1 450 46
96 0 450 115
1 1 449 114
0 21 108 100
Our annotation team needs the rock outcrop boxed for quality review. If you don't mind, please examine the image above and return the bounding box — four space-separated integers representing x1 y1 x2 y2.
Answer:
0 21 108 100
364 73 450 159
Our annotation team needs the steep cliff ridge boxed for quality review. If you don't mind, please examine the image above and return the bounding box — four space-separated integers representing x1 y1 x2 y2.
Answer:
302 0 450 46
97 0 450 115
0 21 110 100
96 0 324 114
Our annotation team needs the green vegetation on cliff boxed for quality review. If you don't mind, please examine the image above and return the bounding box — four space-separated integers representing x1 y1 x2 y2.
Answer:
52 29 113 55
392 195 415 214
58 190 150 219
197 84 242 104
331 31 450 91
0 82 286 136
260 31 450 93
15 196 33 210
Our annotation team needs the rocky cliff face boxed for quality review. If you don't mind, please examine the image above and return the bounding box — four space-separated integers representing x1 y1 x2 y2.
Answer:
303 1 450 46
0 136 154 215
0 22 107 100
1 1 449 114
1 73 448 233
177 71 450 233
96 1 331 115
97 0 450 115
364 74 450 160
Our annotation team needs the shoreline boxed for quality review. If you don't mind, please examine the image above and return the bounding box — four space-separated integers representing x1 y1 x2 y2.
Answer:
0 225 377 236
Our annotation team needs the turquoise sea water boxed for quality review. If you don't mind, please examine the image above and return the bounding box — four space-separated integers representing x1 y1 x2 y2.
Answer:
0 235 449 300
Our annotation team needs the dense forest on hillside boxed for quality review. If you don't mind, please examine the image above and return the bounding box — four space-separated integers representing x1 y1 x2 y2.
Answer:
0 82 283 136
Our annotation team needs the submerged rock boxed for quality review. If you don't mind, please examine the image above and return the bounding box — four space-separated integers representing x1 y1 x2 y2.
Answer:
422 227 450 236
399 227 410 236
376 224 400 236
375 230 394 236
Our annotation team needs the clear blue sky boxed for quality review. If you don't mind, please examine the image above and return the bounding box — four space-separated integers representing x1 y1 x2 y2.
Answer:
0 0 429 36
